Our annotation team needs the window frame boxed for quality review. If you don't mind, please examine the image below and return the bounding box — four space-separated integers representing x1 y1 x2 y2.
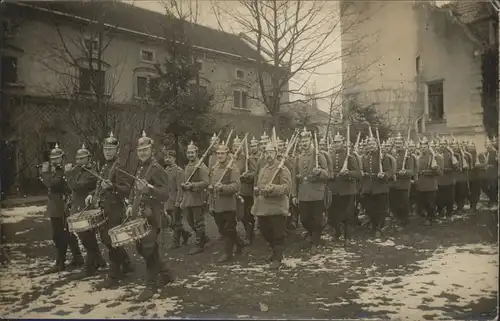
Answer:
426 80 445 122
140 49 156 63
2 56 18 84
78 67 106 94
233 89 249 110
235 69 245 80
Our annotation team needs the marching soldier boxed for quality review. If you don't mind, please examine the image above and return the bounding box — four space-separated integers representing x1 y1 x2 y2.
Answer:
319 135 333 226
66 144 106 277
452 140 469 213
390 133 416 231
465 140 483 211
252 141 292 269
209 141 244 262
416 137 442 226
40 144 84 273
291 128 329 250
480 138 498 207
361 130 395 237
233 136 258 245
327 132 361 243
259 132 270 155
124 131 173 301
181 141 210 255
208 133 220 170
408 140 419 214
85 132 134 290
436 139 458 219
163 149 191 249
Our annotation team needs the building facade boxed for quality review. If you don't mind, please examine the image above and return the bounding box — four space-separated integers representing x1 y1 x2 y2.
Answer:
1 1 287 196
341 0 498 147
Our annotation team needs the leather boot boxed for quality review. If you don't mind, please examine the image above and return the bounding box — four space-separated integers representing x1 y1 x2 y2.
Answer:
217 238 233 263
69 253 84 269
95 275 120 290
188 231 205 255
181 230 191 245
96 251 107 269
170 230 181 249
46 259 65 274
158 266 175 288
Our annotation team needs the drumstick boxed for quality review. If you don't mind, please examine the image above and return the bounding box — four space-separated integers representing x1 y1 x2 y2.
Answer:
116 168 154 189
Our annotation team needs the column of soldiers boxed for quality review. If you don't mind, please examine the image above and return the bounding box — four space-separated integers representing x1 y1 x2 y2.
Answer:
39 127 498 302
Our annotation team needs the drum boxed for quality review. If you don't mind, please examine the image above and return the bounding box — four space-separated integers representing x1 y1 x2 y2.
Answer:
67 209 106 233
108 218 151 248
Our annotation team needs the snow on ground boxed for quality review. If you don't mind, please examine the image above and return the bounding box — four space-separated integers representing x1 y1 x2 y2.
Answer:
350 243 498 320
0 206 46 224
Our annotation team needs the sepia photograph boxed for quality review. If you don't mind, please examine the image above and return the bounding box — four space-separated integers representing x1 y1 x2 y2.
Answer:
0 0 498 319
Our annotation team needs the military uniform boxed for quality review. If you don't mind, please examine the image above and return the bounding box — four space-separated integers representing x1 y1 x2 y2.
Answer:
466 142 483 210
416 139 442 224
209 143 244 262
436 143 458 218
126 132 172 301
66 145 106 276
163 150 191 249
452 145 469 212
479 143 498 205
390 135 416 228
40 144 83 273
181 142 210 255
252 142 292 269
292 129 329 246
361 147 394 235
327 132 361 240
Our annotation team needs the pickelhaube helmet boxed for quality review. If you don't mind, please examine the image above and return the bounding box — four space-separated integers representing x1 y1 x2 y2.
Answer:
76 143 90 159
137 131 153 150
210 133 219 144
394 132 404 144
319 136 327 145
408 140 415 149
260 131 269 143
419 136 429 145
187 141 198 152
233 135 242 147
250 136 259 147
366 127 376 146
276 138 285 150
103 131 119 148
300 127 312 139
216 140 229 154
264 141 277 152
50 143 64 159
333 132 343 142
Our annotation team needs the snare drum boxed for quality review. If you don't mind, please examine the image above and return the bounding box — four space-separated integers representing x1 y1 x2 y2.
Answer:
108 218 151 248
67 209 107 233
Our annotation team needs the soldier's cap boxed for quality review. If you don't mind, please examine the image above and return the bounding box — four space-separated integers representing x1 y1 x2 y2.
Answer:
333 131 343 142
137 131 153 150
50 143 64 159
210 133 220 143
260 131 270 142
319 137 327 145
216 141 229 154
264 141 277 152
103 131 119 148
394 132 404 143
187 141 198 152
366 136 377 145
250 136 259 147
76 143 90 159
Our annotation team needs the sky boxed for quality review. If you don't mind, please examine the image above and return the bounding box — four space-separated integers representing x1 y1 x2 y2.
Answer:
125 0 343 112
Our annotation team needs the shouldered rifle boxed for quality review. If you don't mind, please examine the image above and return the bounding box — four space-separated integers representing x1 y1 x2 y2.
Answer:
266 133 298 187
186 131 222 183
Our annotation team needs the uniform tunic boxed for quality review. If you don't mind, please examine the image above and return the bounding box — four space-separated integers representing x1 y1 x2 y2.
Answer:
251 161 291 216
164 164 184 211
392 149 416 190
40 167 68 218
361 152 394 195
328 149 361 195
209 161 240 213
66 166 97 214
292 147 329 202
181 160 209 208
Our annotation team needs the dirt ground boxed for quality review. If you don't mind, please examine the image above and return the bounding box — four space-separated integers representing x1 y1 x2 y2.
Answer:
0 204 497 319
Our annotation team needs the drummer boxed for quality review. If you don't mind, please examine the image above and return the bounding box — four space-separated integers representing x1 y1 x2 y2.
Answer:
86 132 134 290
66 144 106 277
124 131 172 302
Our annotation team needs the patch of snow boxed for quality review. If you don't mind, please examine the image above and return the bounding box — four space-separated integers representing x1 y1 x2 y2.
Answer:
350 243 498 320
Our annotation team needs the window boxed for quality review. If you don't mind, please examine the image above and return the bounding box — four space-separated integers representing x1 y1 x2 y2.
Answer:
196 61 203 72
140 49 155 62
79 67 105 93
416 55 420 74
84 38 99 53
2 56 18 83
136 76 149 98
233 90 248 109
427 81 444 121
236 69 245 80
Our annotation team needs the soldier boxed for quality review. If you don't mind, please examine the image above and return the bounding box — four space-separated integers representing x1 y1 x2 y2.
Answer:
259 131 270 155
66 144 106 277
124 131 173 301
360 129 395 237
252 141 292 269
465 140 483 211
436 139 458 219
319 135 333 225
408 140 419 214
327 132 361 243
40 144 83 273
389 133 416 230
480 138 498 207
452 140 469 213
163 149 191 249
208 142 244 262
85 132 134 290
291 128 329 250
181 141 210 255
416 137 442 226
208 133 220 170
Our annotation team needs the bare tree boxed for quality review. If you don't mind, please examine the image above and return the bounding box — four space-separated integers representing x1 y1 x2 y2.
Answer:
210 0 379 130
37 1 129 164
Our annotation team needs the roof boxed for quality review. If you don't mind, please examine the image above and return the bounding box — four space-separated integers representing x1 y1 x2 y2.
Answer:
12 0 262 61
447 1 494 24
